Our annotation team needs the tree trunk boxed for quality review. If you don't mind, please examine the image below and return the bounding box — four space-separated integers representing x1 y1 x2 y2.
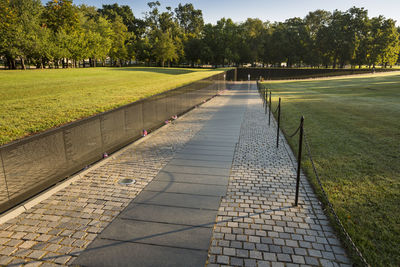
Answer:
93 58 96 67
11 58 16 69
333 54 337 69
20 56 26 70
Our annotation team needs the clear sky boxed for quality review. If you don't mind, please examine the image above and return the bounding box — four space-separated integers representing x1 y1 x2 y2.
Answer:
66 0 400 25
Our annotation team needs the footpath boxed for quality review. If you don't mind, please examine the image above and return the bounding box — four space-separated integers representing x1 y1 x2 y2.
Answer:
0 82 350 267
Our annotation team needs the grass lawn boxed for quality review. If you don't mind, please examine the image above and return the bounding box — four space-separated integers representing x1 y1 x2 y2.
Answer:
261 72 400 267
0 67 223 145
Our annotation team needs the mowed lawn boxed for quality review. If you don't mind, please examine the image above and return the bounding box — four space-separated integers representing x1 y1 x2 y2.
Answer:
0 67 223 145
261 72 400 266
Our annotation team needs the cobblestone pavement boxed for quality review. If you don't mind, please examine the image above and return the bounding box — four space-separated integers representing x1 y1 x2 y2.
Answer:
206 85 351 267
0 90 231 266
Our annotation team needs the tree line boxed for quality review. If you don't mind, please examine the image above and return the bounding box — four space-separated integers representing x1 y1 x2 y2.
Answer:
0 0 399 69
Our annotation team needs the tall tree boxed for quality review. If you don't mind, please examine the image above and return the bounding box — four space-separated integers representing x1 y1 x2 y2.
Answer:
80 5 113 67
43 0 79 33
109 15 130 66
174 3 203 36
145 1 182 66
43 0 80 68
153 30 178 67
239 18 265 65
0 0 17 68
304 10 332 66
98 3 135 32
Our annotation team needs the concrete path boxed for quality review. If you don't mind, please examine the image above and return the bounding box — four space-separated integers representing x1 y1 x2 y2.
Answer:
0 82 351 267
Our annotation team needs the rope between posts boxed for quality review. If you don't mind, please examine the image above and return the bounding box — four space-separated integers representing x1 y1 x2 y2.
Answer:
287 123 301 138
303 131 370 267
273 104 279 114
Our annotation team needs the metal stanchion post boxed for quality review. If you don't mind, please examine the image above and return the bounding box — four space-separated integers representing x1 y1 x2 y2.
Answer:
295 116 304 206
276 97 281 148
264 89 268 113
268 91 271 126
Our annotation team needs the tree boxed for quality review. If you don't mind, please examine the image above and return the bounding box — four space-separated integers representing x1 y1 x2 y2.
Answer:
304 10 332 66
239 18 265 65
80 6 113 66
282 17 309 67
3 0 46 69
0 0 17 68
184 37 203 66
43 0 80 68
43 0 79 33
174 3 204 66
367 17 400 67
347 7 369 68
98 3 135 33
175 3 203 37
145 1 183 66
109 15 130 66
153 30 178 67
202 18 240 66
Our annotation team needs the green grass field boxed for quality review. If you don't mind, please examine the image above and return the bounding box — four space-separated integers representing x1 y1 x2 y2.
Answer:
0 67 223 145
261 72 400 266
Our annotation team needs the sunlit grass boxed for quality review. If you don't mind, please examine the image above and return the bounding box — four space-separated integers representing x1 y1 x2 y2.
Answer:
0 67 223 145
261 72 400 267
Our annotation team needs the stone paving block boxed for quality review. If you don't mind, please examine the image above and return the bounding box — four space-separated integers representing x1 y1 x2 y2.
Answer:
133 191 221 210
120 203 218 227
73 232 206 266
178 148 235 157
186 140 238 147
155 171 229 185
167 158 233 169
144 181 227 196
173 153 233 162
162 165 231 176
99 218 213 250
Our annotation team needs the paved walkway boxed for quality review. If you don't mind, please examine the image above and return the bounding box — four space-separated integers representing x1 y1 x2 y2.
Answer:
0 82 351 266
73 84 247 267
206 84 351 267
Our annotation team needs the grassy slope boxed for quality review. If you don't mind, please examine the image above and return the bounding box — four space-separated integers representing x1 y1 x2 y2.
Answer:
261 73 400 267
0 67 222 145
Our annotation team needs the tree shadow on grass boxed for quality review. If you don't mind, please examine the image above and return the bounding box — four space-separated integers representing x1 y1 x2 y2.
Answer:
110 67 197 75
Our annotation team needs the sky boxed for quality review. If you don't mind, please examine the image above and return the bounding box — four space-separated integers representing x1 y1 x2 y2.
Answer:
67 0 400 25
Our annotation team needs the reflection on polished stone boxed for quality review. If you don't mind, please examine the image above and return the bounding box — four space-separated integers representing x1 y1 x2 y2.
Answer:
0 72 227 213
